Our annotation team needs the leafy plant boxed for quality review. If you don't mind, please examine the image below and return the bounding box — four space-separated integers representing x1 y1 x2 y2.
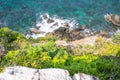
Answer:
113 33 120 44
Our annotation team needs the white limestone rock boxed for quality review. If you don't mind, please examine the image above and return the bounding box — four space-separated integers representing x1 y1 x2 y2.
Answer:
0 66 72 80
72 73 99 80
0 66 99 80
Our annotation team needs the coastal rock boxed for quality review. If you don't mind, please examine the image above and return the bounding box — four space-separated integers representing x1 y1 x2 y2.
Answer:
104 14 120 27
53 27 84 41
98 31 110 38
0 66 99 80
47 18 55 23
79 25 87 31
55 40 68 48
0 45 6 57
25 13 80 39
26 13 103 39
72 73 99 80
30 28 40 34
69 35 97 46
63 22 70 28
55 36 98 52
0 66 72 80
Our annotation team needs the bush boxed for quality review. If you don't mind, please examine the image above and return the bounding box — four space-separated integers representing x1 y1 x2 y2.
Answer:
113 33 120 44
0 27 24 50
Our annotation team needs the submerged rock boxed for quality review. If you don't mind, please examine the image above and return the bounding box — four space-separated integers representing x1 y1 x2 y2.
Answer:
0 66 99 80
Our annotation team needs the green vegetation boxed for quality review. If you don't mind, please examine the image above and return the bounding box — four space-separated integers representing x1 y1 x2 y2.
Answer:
113 33 120 44
0 27 120 80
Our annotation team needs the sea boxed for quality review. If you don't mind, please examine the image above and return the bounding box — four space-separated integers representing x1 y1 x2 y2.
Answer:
0 0 120 33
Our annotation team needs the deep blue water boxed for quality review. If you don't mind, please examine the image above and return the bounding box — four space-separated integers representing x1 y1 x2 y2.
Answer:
0 0 120 32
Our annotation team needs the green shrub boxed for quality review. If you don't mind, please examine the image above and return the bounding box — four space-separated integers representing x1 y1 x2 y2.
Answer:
113 33 120 44
0 27 24 50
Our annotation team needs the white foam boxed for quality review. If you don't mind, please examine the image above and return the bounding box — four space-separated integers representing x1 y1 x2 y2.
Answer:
26 13 79 39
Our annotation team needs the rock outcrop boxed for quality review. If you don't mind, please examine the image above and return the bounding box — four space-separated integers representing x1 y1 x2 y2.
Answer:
55 35 98 50
48 25 100 41
0 66 99 80
104 14 120 27
52 27 84 41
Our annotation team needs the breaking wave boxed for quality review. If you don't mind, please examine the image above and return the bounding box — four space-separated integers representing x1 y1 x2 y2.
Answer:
26 13 80 39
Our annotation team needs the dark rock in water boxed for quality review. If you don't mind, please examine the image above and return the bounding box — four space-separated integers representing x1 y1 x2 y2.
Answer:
30 28 42 34
56 27 68 32
72 25 87 32
63 22 70 28
35 26 41 29
0 45 6 57
47 18 55 23
52 22 58 26
42 14 48 19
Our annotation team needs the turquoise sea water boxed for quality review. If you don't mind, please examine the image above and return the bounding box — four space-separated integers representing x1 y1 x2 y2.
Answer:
0 0 120 32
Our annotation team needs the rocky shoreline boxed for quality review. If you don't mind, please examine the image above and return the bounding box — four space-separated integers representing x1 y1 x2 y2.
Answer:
25 13 120 41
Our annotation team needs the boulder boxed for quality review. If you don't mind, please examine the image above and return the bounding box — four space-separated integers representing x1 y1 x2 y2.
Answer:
72 73 99 80
63 22 70 28
30 28 40 34
47 18 55 23
52 22 58 26
0 66 72 80
0 66 99 80
104 14 120 27
42 14 49 19
30 28 45 34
